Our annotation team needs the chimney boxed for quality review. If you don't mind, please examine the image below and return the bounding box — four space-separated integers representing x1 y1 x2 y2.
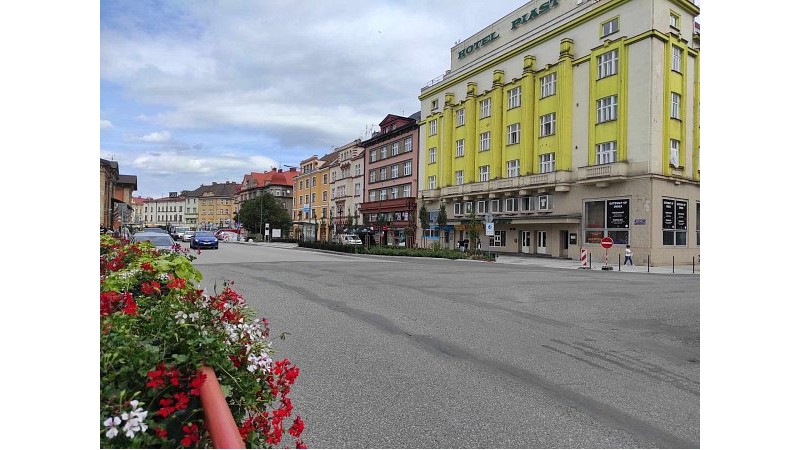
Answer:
278 168 283 173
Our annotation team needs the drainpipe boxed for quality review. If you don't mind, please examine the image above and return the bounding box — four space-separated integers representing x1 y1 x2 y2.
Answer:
197 366 245 449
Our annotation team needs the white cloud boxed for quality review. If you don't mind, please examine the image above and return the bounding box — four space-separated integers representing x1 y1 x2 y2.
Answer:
139 130 172 143
100 119 114 129
131 151 276 176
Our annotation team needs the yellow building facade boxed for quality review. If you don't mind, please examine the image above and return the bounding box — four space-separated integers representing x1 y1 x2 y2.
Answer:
292 153 337 241
418 0 700 265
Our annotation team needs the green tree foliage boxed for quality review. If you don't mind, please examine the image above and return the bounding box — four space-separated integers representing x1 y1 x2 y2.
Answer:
436 203 448 240
237 193 291 236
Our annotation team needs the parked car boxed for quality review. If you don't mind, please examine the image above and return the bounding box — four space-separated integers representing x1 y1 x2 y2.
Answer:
143 227 168 233
190 231 219 249
170 226 192 241
336 234 363 245
181 230 195 242
214 228 242 240
132 232 176 252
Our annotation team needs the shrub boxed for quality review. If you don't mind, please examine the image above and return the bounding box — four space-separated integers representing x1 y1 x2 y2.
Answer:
100 235 306 448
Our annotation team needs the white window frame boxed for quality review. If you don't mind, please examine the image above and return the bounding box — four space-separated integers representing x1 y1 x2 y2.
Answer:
369 170 376 183
505 197 519 212
540 113 556 137
671 92 681 119
670 139 680 167
455 170 464 185
601 17 619 37
455 139 464 157
380 167 387 180
596 141 618 165
428 175 437 190
390 186 399 199
490 199 502 213
507 86 521 109
404 137 412 152
464 201 473 214
403 160 412 176
489 230 506 247
507 123 520 145
454 202 463 215
477 200 486 214
456 108 465 127
391 164 399 178
402 184 410 197
379 189 387 201
429 119 438 136
598 49 619 79
479 132 491 151
391 142 399 156
429 147 437 164
355 183 361 197
541 73 556 98
670 13 680 30
539 153 555 173
506 159 520 178
370 150 377 162
479 165 490 182
480 98 491 118
596 95 618 123
671 45 682 72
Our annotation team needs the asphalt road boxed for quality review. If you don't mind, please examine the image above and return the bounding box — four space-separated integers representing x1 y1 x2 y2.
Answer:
191 242 700 449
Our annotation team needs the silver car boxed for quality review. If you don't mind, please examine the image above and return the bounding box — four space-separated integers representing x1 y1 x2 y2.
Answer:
132 232 176 252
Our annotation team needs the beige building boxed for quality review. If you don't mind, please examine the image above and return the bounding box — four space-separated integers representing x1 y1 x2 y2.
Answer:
328 139 365 235
418 0 700 266
186 182 241 230
292 153 338 241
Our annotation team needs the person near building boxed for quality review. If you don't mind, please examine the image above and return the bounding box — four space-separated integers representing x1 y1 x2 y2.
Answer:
624 245 633 266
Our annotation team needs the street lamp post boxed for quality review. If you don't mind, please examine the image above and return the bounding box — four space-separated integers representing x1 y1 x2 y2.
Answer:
312 210 318 242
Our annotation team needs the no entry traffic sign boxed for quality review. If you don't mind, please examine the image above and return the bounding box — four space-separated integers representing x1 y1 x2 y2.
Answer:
601 236 613 249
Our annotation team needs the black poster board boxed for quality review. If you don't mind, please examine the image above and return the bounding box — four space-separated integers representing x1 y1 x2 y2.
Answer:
606 199 629 229
663 199 675 229
676 200 687 230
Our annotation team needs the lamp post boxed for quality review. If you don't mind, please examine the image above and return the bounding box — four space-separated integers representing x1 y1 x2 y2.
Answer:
321 210 327 242
312 210 318 242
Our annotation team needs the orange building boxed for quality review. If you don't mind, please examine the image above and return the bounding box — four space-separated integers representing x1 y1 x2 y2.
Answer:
292 152 337 241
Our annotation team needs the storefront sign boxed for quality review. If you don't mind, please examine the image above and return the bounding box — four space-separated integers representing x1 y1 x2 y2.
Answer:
662 199 675 229
511 0 560 30
676 200 687 230
457 31 500 59
606 199 630 229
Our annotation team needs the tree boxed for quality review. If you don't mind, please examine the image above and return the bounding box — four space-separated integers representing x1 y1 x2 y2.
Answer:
468 209 479 253
419 203 429 248
237 193 291 240
437 202 448 246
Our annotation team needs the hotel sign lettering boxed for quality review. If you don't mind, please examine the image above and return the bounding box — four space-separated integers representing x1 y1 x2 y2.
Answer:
457 32 500 59
511 0 560 30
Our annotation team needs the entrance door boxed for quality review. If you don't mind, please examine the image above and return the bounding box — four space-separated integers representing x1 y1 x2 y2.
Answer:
520 231 531 253
536 231 547 254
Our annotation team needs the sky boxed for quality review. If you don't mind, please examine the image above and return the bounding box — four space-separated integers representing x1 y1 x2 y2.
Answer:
100 0 531 198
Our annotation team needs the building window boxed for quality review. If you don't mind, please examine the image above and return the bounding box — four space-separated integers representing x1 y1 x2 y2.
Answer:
601 17 619 37
404 160 412 176
369 170 376 183
540 113 556 136
456 108 465 126
429 147 437 164
455 139 464 157
355 183 361 197
596 141 618 164
480 98 491 118
477 200 486 214
404 137 412 152
464 201 473 214
391 164 399 178
670 139 680 167
671 92 681 119
507 123 520 145
370 150 377 162
671 45 682 72
541 73 556 98
454 203 462 215
479 165 490 182
322 191 327 201
355 164 361 176
391 142 399 156
390 186 399 199
312 177 316 187
490 230 506 247
380 146 387 159
598 49 619 79
505 197 518 212
311 193 316 203
369 191 377 202
431 99 439 110
597 95 618 123
491 199 502 213
402 184 411 197
428 175 437 190
584 199 630 244
507 159 520 177
507 86 521 109
305 179 310 189
479 132 491 151
540 153 555 173
429 119 438 136
379 189 387 201
662 198 688 246
670 12 680 30
455 170 464 185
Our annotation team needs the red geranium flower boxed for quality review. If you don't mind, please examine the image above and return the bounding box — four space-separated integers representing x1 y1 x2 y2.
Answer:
289 416 304 438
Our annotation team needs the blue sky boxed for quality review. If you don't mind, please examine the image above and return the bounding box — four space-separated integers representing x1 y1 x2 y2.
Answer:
100 0 529 198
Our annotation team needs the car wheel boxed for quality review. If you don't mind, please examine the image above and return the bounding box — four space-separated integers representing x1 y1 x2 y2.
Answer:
214 245 218 249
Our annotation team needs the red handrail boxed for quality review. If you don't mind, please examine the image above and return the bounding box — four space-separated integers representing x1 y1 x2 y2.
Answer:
198 366 245 448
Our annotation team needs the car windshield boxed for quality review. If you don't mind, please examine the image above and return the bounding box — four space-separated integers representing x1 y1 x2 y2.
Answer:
133 235 174 246
195 232 214 237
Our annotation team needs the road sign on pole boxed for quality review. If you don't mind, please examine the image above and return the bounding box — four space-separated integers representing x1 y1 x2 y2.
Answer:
601 237 613 270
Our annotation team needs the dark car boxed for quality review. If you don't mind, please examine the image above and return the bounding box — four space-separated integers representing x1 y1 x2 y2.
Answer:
143 227 168 233
190 231 219 249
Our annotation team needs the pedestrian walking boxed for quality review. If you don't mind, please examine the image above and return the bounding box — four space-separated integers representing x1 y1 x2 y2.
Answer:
624 245 633 265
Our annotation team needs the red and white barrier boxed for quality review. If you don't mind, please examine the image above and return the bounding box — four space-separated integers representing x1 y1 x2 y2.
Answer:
580 248 588 269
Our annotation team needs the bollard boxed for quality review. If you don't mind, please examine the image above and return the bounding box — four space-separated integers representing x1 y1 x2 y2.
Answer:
589 253 592 269
647 255 650 273
198 366 245 449
673 256 675 274
618 254 621 271
692 256 695 274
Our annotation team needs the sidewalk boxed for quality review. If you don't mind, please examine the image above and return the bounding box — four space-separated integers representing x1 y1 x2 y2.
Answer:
494 254 700 274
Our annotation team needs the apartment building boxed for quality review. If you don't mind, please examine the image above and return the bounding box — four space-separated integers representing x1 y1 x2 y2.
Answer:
237 167 300 222
361 113 421 247
292 153 338 241
418 0 700 265
328 139 365 236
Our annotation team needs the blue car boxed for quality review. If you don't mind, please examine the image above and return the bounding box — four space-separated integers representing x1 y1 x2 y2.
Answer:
190 231 219 249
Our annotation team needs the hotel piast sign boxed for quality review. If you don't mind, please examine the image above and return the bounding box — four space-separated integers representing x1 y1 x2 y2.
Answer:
511 0 560 30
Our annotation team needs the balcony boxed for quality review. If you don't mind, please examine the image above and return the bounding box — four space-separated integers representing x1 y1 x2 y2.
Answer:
578 162 629 184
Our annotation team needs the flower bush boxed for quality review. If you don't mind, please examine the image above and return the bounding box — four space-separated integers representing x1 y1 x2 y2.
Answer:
100 235 306 448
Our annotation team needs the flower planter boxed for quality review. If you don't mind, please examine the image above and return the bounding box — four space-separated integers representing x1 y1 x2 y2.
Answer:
198 365 245 449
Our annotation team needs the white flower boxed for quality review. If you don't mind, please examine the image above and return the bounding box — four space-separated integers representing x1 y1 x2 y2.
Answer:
104 416 121 439
175 310 188 324
120 401 149 439
188 311 200 321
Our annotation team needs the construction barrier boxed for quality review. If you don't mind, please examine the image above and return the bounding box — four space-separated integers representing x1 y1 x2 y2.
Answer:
580 248 589 269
